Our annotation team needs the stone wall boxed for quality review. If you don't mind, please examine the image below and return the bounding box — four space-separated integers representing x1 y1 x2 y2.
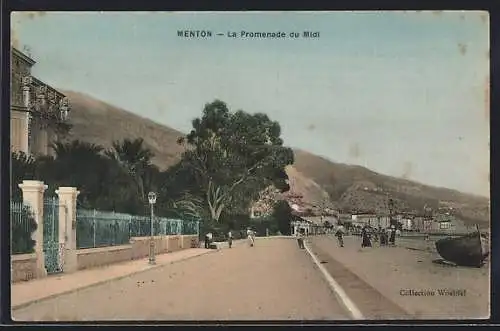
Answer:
76 235 198 271
11 253 37 283
76 245 132 270
182 235 199 249
11 235 200 278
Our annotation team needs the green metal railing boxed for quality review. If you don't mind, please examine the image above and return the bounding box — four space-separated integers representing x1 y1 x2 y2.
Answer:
11 200 36 255
76 208 200 249
43 196 63 274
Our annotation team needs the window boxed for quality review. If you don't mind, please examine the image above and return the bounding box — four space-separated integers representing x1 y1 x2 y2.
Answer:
439 222 451 230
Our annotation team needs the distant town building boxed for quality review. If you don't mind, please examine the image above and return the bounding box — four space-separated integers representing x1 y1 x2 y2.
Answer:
10 47 71 156
350 213 392 228
302 215 338 227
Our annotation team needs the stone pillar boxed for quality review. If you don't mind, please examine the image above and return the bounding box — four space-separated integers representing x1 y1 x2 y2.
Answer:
18 180 47 278
10 110 29 154
56 187 79 273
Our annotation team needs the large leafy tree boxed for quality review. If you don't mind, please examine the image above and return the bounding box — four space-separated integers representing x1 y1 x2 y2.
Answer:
271 200 293 235
177 100 294 223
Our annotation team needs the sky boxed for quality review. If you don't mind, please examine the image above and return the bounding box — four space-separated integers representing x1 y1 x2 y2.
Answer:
11 11 490 197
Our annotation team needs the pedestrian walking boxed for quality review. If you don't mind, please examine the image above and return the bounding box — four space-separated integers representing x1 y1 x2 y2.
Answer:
379 227 388 246
204 232 210 249
228 230 233 248
206 231 213 249
389 225 396 246
297 228 305 249
247 228 255 247
361 225 372 248
335 223 345 247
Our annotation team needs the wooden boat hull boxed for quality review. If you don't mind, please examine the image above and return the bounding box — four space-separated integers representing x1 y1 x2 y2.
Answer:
435 232 487 267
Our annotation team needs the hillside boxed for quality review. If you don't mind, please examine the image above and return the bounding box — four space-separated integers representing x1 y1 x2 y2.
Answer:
62 91 185 169
61 90 490 225
292 150 490 224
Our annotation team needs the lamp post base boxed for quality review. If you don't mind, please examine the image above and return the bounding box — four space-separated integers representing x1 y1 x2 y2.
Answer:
148 238 156 265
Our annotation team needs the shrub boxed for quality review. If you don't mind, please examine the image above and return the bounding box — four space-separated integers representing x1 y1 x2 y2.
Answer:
11 205 37 254
271 200 292 235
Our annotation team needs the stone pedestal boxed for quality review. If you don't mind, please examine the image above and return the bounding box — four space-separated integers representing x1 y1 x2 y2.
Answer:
56 187 80 273
18 180 48 278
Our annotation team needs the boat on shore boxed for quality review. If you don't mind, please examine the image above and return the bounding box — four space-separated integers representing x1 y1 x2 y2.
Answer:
435 228 489 267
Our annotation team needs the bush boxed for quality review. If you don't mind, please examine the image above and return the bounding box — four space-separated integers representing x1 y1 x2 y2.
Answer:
271 201 292 235
11 205 37 254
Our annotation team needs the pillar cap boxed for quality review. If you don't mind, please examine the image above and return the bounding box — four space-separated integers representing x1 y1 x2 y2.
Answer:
18 180 47 191
56 187 80 195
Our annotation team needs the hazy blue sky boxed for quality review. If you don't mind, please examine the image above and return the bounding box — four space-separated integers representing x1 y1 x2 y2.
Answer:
11 11 489 196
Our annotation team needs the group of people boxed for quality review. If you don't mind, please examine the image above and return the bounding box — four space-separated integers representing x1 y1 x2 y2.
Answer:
204 228 255 249
364 225 398 247
334 223 399 248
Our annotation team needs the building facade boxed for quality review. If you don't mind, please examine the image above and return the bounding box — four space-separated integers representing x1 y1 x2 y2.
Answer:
351 213 393 229
11 47 70 156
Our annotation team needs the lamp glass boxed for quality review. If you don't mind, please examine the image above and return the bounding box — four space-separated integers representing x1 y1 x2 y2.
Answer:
148 192 157 204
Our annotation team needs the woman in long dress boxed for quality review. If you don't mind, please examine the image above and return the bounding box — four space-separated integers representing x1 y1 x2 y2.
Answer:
335 223 345 247
380 227 388 246
389 225 396 246
297 228 305 249
228 230 233 248
361 226 372 248
247 228 255 247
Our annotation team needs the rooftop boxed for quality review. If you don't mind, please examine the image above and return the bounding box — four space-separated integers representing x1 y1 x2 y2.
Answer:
12 47 36 66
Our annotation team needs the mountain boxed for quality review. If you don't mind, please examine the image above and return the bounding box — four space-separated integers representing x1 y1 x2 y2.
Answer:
62 91 185 168
292 150 490 225
60 90 490 226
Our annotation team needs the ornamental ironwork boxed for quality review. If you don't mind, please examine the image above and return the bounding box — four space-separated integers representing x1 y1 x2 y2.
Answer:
21 75 71 134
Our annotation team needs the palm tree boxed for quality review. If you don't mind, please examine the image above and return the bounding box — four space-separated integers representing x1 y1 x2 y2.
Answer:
48 140 108 203
11 151 37 199
105 138 155 202
51 140 104 159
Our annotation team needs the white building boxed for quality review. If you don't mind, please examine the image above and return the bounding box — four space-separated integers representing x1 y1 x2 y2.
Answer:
351 213 392 228
10 47 71 156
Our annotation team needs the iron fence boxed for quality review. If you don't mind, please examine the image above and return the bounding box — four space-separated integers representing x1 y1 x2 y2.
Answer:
11 200 36 254
76 208 199 249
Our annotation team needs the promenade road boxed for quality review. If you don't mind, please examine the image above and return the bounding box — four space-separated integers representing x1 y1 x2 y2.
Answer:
309 235 490 320
13 238 349 321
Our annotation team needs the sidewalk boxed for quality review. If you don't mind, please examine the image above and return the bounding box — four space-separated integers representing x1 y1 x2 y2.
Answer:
12 248 214 309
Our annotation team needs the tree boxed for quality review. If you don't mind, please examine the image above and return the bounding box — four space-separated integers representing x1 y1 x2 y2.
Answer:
177 100 293 223
44 140 116 209
271 200 293 235
105 138 155 202
11 205 37 254
11 152 37 199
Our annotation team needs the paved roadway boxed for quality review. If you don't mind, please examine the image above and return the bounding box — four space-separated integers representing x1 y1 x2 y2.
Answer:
13 238 349 321
308 235 490 320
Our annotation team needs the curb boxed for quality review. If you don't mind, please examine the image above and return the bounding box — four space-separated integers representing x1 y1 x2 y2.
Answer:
209 239 247 249
303 242 365 320
209 236 294 248
257 236 295 239
12 249 217 311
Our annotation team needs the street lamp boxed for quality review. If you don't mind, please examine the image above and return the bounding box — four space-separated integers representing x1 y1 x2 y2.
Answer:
148 192 157 265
